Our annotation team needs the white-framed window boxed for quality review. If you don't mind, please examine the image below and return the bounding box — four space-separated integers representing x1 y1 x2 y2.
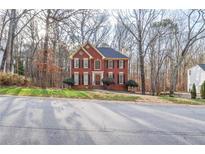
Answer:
74 72 79 85
108 72 113 79
74 58 79 68
119 60 124 69
119 72 124 84
83 58 88 68
108 60 113 69
95 60 101 70
83 72 89 85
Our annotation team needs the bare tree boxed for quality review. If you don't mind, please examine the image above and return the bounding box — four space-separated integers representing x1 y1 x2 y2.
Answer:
169 10 205 96
117 9 160 94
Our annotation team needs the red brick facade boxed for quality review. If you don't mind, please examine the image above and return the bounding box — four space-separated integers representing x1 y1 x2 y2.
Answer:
70 42 128 91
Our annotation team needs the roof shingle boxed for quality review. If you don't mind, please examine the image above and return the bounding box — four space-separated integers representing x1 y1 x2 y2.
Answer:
198 64 205 71
97 47 128 59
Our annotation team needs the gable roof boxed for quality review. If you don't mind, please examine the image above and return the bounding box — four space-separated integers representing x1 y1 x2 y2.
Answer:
198 64 205 71
96 47 128 59
70 46 93 59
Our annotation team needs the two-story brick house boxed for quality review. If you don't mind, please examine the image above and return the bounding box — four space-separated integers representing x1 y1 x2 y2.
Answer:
70 42 128 90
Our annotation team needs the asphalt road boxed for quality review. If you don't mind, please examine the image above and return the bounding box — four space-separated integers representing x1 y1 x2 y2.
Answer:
0 95 205 145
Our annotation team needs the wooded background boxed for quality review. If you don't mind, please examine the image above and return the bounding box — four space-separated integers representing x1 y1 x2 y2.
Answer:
0 9 204 95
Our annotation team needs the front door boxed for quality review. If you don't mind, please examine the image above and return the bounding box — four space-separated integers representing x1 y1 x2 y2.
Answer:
95 74 101 85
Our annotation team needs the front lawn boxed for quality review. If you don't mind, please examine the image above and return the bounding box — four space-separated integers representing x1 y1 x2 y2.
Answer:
159 95 205 105
0 86 140 101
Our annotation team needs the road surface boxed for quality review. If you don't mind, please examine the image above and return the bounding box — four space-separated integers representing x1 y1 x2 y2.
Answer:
0 95 205 144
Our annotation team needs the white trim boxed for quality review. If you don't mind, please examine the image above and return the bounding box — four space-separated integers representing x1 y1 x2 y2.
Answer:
83 72 89 86
92 71 104 85
83 58 89 68
94 59 101 70
108 72 113 78
74 58 79 68
70 47 93 59
74 72 79 85
108 60 113 69
119 72 124 85
83 42 105 59
119 60 124 69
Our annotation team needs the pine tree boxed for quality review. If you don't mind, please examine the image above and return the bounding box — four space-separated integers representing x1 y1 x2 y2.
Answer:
190 83 197 99
200 81 205 99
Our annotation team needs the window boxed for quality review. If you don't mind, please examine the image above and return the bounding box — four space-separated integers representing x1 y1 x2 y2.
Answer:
108 72 113 79
74 72 79 85
74 58 79 68
95 60 100 70
119 60 124 69
119 72 124 84
83 58 88 68
108 60 113 69
83 72 88 85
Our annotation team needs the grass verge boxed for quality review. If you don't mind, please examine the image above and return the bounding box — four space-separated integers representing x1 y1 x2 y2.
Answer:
0 86 140 101
159 95 205 105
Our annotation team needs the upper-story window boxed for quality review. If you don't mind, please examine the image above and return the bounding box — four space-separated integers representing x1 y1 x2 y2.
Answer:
119 60 124 69
74 58 79 68
95 60 101 70
108 60 113 69
83 58 88 68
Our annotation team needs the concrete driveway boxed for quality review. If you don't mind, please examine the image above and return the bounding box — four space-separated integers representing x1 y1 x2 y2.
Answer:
0 95 205 144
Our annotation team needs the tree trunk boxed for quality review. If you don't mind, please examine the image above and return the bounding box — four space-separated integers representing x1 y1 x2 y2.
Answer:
138 39 146 95
41 9 51 89
0 9 16 72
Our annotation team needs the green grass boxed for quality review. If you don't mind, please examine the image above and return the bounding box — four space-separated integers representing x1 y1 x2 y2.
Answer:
159 95 205 105
0 86 140 101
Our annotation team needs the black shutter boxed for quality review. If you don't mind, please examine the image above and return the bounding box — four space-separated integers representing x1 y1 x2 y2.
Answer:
124 74 126 84
113 73 114 79
72 60 74 68
105 60 108 68
72 74 74 80
117 73 119 84
79 74 81 85
88 60 90 68
88 74 90 84
117 60 119 68
113 60 115 68
81 60 83 68
82 74 84 85
123 60 125 69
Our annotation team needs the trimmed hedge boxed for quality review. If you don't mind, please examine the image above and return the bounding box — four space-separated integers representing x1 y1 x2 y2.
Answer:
63 78 74 87
125 80 138 88
102 77 115 86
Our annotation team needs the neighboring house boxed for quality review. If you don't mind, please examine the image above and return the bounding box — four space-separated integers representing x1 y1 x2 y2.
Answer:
70 42 128 90
187 64 205 93
0 50 3 65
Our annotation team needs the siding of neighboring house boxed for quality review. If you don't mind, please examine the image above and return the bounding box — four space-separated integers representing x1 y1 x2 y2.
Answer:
187 65 205 93
0 50 3 66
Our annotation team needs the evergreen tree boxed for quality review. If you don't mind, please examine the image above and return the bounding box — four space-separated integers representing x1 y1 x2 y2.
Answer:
200 81 205 99
190 83 197 99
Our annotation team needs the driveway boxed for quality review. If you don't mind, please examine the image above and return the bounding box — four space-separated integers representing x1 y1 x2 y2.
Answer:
0 95 205 144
